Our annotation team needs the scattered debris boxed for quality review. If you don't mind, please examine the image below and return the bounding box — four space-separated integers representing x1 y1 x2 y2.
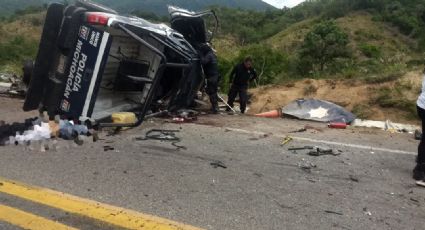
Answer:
288 146 314 154
307 178 318 183
304 125 324 132
349 175 360 182
210 160 227 169
410 198 419 203
74 136 85 146
92 131 100 142
416 180 425 187
136 129 181 142
289 128 307 133
415 130 422 140
288 146 315 151
253 172 263 178
144 110 169 119
352 119 419 133
249 134 270 141
324 210 343 216
308 147 340 157
171 141 187 150
172 117 186 123
298 160 317 173
111 112 137 125
171 109 198 123
0 73 27 98
281 136 293 146
363 207 372 216
328 122 348 129
255 109 281 118
103 146 115 152
282 99 356 123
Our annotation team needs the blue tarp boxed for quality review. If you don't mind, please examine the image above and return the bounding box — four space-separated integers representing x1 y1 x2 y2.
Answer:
282 99 356 123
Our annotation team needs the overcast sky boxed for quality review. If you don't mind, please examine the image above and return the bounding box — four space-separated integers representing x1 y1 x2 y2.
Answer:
262 0 306 8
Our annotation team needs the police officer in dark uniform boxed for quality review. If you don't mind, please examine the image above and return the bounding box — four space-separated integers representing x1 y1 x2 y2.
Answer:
227 57 257 114
199 43 220 113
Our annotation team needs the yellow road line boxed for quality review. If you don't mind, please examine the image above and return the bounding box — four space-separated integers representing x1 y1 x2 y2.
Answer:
0 178 202 230
0 204 77 230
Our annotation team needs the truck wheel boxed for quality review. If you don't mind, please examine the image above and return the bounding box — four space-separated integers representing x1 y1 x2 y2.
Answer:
23 3 64 111
22 60 34 86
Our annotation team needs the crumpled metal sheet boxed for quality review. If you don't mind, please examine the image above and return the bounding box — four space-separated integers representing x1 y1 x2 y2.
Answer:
282 99 356 123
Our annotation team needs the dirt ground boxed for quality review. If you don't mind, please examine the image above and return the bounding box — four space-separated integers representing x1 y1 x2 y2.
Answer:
249 71 422 125
0 97 37 123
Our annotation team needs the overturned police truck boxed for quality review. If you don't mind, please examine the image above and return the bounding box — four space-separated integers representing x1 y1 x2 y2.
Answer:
23 0 218 127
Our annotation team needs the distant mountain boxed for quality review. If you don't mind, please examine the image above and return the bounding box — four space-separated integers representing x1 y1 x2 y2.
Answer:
0 0 275 16
97 0 274 15
0 0 49 16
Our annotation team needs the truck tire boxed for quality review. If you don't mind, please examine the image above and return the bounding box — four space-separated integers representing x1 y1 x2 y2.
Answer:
23 3 64 111
22 60 34 86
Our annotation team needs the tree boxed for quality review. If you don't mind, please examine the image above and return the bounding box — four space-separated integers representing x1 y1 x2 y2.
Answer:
299 20 349 72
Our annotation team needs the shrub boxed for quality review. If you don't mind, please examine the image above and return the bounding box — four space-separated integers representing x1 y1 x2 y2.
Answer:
0 36 38 72
219 44 288 87
303 84 318 96
359 43 382 58
299 20 350 72
352 104 373 119
373 86 417 119
364 72 404 84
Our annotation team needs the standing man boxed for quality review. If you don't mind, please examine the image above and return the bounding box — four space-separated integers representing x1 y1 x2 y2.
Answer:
227 57 257 114
414 70 425 182
199 43 220 113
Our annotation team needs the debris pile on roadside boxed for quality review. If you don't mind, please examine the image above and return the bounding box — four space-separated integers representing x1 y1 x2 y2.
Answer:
352 119 419 133
0 73 27 98
171 109 199 123
254 98 420 135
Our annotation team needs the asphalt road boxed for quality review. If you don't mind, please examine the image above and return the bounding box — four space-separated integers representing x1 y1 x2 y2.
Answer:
0 98 425 229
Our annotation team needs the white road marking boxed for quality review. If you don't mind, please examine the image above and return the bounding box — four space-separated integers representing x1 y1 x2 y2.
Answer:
224 127 417 156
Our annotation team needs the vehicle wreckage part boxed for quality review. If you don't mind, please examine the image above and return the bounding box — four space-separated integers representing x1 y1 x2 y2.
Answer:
168 6 219 44
98 64 167 128
111 112 137 124
23 3 64 111
75 0 117 14
117 24 167 61
97 24 169 128
149 33 193 61
135 129 181 141
86 12 110 26
22 60 34 86
44 5 86 117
